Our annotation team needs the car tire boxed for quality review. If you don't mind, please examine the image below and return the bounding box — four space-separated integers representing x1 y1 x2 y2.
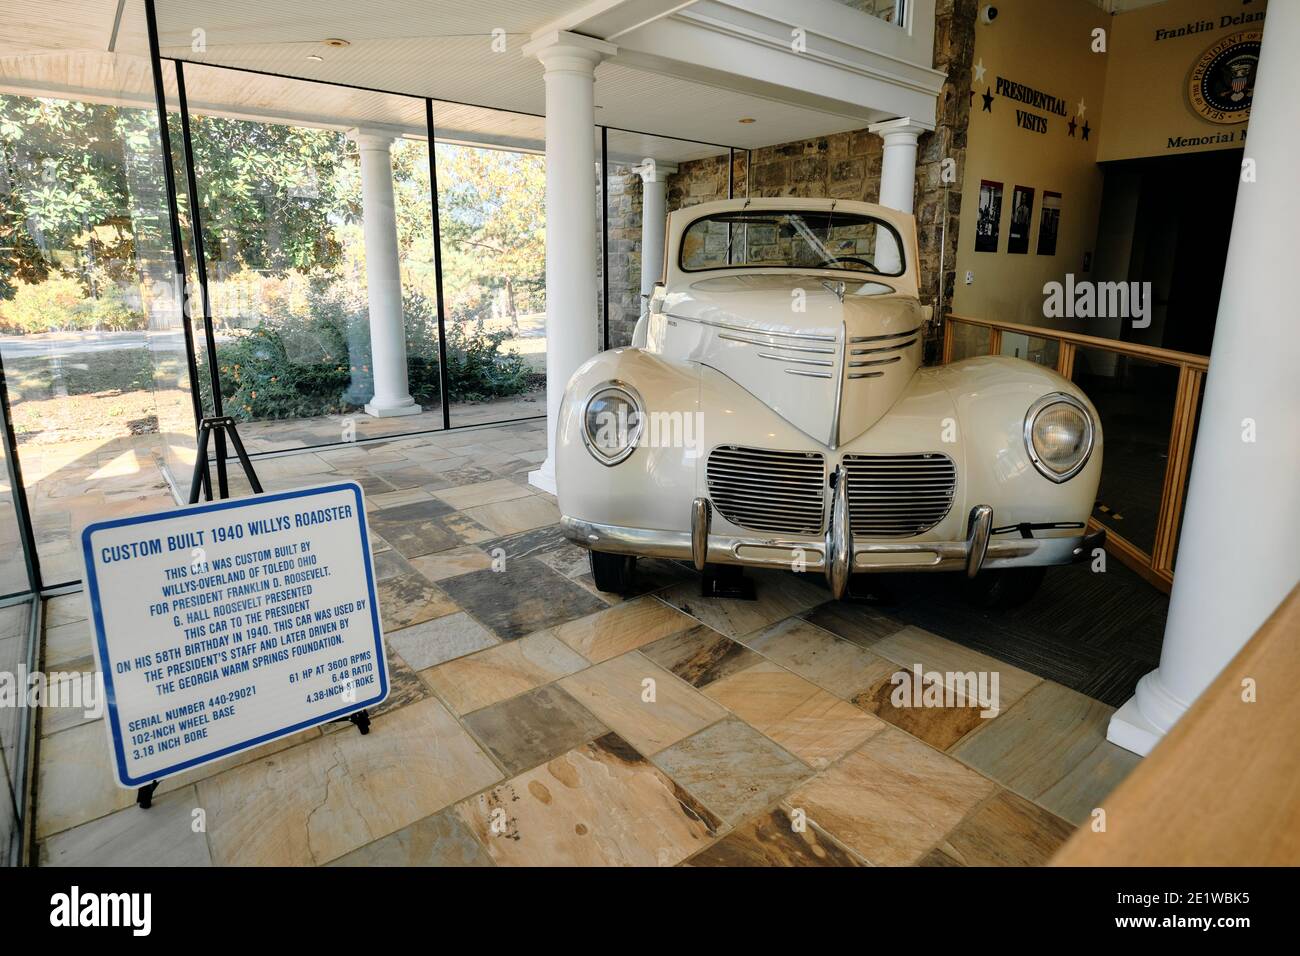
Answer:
589 550 637 595
963 566 1046 609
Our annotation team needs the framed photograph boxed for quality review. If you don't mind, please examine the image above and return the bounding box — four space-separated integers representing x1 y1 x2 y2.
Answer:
1037 190 1062 256
975 179 1003 252
1007 185 1035 254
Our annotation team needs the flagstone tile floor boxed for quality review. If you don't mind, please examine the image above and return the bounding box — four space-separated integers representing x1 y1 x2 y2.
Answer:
32 418 1149 867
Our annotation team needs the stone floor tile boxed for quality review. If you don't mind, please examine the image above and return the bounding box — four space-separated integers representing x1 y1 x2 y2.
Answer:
464 684 608 776
385 612 499 670
948 682 1141 825
461 496 560 536
456 732 721 866
39 785 212 867
437 557 607 641
408 545 493 582
704 661 884 768
787 726 996 865
199 698 500 866
686 807 865 867
745 617 900 699
376 573 459 632
919 790 1076 867
639 624 761 689
419 630 588 715
652 719 812 825
870 625 1042 716
329 807 493 867
550 596 697 663
657 570 827 638
560 652 728 756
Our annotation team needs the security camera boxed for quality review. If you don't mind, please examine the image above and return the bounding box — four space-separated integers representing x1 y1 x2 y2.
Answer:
979 5 999 24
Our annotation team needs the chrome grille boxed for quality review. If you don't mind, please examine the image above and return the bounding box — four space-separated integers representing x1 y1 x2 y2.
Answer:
842 453 957 537
707 446 826 535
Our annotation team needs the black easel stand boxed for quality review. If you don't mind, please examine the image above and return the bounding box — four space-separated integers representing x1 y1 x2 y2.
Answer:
136 417 369 809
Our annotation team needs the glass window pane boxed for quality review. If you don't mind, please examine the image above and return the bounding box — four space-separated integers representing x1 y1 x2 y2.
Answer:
1072 349 1180 555
178 65 441 459
999 332 1060 369
603 131 738 349
433 102 546 427
947 321 991 361
0 50 188 585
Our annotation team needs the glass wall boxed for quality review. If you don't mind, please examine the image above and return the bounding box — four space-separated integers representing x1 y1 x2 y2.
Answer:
603 131 738 348
0 50 189 584
177 66 443 457
433 103 547 427
1072 349 1181 555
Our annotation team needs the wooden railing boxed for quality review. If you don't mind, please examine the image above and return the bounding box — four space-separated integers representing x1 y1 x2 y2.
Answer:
942 314 1210 593
1051 582 1300 865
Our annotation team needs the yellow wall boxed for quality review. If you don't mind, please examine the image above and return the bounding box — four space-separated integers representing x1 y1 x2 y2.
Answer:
952 0 1110 326
952 0 1266 329
1099 0 1266 162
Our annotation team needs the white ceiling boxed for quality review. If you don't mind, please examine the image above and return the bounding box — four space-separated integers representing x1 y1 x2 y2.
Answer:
0 0 925 162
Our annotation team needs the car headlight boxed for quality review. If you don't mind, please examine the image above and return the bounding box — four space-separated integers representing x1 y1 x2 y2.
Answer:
582 383 643 465
1024 392 1094 482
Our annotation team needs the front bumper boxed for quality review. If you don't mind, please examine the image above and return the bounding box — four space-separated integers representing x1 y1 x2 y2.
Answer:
561 500 1104 599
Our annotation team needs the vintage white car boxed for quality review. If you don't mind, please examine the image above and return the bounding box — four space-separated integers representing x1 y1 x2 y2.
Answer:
556 197 1103 606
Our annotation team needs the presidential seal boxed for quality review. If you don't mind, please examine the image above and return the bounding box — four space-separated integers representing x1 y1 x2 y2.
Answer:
1188 31 1260 124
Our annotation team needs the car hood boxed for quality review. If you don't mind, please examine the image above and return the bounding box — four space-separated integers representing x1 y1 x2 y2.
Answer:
660 272 925 447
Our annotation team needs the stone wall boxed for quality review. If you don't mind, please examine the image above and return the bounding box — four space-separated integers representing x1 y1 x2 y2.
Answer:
603 166 643 349
656 0 977 362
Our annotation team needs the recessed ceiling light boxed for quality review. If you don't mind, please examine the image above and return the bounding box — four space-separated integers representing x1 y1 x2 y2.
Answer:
323 38 350 47
306 54 323 62
738 117 756 124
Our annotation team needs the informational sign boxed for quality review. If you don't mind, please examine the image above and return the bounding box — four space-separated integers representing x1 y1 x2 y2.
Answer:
82 482 388 788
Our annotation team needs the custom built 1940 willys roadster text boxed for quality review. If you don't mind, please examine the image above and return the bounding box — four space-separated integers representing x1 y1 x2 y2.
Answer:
555 197 1103 606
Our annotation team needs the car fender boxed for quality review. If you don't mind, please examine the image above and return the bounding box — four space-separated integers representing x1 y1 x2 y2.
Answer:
556 348 701 531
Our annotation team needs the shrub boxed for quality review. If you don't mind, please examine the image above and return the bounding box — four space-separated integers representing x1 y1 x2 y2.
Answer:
0 276 148 333
200 286 535 421
0 276 86 332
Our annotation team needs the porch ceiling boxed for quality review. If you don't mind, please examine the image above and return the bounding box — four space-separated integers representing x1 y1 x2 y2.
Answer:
1 0 947 163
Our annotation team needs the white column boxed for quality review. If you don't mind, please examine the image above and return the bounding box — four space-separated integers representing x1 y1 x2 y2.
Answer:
633 159 676 321
350 127 420 418
1107 4 1300 755
522 31 617 495
867 117 928 272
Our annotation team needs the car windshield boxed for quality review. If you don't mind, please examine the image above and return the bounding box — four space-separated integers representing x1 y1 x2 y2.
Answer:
679 209 905 276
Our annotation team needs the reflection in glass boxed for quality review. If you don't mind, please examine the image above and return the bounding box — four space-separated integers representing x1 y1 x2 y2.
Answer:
1072 349 1179 555
999 332 1060 369
0 52 185 584
435 136 545 426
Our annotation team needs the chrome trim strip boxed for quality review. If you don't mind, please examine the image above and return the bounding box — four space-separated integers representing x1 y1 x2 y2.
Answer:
719 333 835 354
758 352 833 367
560 516 1092 574
691 497 711 572
785 369 833 379
848 356 901 368
848 324 922 343
965 505 993 578
847 371 884 379
851 339 918 355
665 312 837 342
825 466 852 599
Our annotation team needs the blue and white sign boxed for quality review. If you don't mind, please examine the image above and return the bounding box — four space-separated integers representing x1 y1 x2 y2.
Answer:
82 482 388 788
